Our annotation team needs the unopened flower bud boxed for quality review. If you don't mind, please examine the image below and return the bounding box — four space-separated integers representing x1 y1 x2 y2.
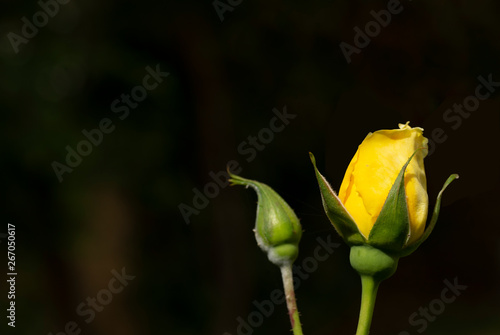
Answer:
310 122 458 258
229 173 302 266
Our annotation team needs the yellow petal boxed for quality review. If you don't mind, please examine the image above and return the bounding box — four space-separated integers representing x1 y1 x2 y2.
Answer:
339 123 428 243
339 142 372 238
341 178 374 238
339 148 359 204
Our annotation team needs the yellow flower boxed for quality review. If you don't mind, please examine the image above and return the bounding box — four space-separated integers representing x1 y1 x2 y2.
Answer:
310 123 458 335
338 122 428 244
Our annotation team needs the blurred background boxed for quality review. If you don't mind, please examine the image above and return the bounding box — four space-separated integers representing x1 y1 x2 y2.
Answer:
1 0 499 334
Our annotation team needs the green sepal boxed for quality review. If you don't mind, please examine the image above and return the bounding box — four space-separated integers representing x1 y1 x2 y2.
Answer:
400 173 459 257
368 152 418 253
309 152 366 245
229 172 302 266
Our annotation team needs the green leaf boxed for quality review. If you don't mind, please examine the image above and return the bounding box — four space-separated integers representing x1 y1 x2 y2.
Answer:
309 152 365 245
368 152 417 253
401 173 459 256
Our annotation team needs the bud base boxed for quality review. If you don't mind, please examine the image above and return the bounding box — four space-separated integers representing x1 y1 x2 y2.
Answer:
350 245 399 281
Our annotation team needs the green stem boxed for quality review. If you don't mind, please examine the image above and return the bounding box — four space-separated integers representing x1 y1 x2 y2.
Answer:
280 264 304 335
355 275 380 335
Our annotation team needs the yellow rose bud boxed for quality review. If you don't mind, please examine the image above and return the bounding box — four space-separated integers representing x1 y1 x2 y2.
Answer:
310 123 458 335
338 122 428 244
310 122 457 256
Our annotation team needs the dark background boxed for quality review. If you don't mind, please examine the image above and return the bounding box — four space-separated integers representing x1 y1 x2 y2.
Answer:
1 0 499 334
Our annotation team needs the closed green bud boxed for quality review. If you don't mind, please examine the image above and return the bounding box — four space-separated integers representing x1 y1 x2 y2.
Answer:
229 173 302 266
